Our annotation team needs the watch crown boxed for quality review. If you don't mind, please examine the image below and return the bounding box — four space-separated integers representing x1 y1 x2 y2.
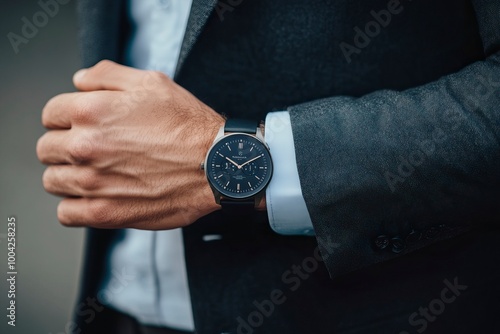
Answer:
200 162 205 170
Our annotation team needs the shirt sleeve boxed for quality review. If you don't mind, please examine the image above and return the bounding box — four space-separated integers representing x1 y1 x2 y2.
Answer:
265 111 315 236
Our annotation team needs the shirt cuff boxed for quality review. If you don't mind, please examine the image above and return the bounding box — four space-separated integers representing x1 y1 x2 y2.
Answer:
265 111 315 236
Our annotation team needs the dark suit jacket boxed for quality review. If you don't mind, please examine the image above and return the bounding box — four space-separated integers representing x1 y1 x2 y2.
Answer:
73 0 500 333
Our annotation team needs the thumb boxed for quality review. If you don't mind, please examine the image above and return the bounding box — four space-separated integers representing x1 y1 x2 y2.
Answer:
73 60 146 91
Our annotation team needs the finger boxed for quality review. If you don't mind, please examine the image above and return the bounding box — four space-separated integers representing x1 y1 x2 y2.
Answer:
37 130 72 164
43 165 103 197
43 165 150 199
73 60 159 92
57 197 146 228
57 197 181 229
43 91 119 133
38 127 103 165
57 197 102 227
42 92 81 129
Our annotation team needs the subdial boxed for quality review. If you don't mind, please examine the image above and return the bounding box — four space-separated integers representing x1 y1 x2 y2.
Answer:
243 162 257 176
223 161 238 174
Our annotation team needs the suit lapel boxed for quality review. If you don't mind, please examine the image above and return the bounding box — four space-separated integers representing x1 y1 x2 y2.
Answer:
175 0 218 78
77 0 125 67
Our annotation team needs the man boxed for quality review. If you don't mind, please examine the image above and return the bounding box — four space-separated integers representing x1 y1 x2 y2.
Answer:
37 0 500 333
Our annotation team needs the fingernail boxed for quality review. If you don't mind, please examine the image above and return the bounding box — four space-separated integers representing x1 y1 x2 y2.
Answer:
73 69 87 82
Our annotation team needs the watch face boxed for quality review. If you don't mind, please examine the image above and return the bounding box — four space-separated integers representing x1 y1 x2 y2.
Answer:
206 133 273 199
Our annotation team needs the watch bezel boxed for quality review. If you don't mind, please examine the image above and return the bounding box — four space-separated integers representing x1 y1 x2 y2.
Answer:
204 132 273 200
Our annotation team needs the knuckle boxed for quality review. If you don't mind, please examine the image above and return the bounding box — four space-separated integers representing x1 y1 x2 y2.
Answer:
149 70 169 82
92 60 114 76
76 169 99 192
72 94 104 124
68 134 97 163
142 70 169 90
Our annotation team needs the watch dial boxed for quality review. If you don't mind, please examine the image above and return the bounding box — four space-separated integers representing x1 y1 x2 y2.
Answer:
206 133 273 199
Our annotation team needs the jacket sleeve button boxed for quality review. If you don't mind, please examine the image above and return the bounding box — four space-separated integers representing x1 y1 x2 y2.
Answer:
374 235 390 250
390 237 406 254
424 227 439 240
405 229 421 244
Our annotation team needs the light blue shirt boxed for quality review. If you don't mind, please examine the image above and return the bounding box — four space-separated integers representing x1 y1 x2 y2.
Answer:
100 0 313 331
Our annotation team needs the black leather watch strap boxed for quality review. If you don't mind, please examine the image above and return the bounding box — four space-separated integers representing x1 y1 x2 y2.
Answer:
220 199 255 215
224 119 257 134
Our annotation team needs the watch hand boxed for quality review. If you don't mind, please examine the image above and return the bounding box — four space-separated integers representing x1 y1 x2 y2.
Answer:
240 154 263 168
225 157 242 169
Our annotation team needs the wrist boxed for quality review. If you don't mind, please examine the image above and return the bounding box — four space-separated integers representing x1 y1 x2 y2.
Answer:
197 118 223 214
201 118 272 212
186 111 225 220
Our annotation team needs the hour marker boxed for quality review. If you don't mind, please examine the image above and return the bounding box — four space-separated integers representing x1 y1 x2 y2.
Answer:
218 153 224 157
238 142 244 150
249 147 254 152
227 144 232 151
226 180 230 187
237 183 240 191
255 175 261 180
215 165 220 168
217 174 223 179
247 182 252 187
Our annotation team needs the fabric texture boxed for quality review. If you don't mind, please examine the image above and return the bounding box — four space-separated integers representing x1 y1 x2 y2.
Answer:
288 0 500 277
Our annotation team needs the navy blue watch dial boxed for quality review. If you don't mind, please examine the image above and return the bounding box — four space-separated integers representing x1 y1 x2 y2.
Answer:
206 133 273 199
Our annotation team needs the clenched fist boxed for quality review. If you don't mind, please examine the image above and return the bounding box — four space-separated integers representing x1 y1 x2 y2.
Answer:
37 60 224 229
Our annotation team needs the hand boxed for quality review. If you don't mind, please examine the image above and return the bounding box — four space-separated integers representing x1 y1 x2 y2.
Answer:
37 60 224 229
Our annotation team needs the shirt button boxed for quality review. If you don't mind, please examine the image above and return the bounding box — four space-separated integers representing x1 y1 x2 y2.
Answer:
405 229 421 244
374 235 390 250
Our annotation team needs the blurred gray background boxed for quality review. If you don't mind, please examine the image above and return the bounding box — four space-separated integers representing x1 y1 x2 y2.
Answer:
0 1 84 333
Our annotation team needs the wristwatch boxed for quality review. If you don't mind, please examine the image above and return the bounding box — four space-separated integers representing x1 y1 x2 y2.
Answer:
201 119 273 211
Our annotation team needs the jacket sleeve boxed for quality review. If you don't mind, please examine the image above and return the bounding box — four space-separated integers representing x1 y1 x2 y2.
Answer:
288 0 500 277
